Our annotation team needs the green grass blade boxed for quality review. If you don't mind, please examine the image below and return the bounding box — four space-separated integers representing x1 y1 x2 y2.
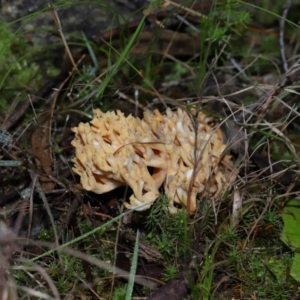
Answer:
30 210 133 262
96 15 146 98
125 230 140 300
81 31 98 69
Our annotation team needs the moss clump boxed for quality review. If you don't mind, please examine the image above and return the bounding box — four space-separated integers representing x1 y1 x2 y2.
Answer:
0 23 44 112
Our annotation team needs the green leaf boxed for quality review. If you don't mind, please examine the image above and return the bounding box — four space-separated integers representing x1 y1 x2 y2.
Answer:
281 199 300 282
281 200 300 248
291 253 300 282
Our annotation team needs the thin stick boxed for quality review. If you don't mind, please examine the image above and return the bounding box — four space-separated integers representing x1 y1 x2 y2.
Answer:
48 4 77 71
164 0 210 20
279 0 292 73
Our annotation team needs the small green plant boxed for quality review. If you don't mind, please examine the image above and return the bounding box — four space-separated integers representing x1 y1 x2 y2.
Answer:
164 62 189 82
225 246 241 266
197 240 215 300
71 65 112 112
220 224 239 243
266 284 294 300
37 226 55 241
144 194 170 232
163 264 178 281
55 275 70 294
46 253 85 286
144 194 190 260
113 284 127 300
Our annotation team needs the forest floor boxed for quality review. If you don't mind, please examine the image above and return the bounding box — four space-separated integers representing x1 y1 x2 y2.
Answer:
1 1 300 299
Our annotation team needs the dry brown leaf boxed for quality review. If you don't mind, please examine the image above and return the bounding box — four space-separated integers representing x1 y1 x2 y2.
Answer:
31 114 55 192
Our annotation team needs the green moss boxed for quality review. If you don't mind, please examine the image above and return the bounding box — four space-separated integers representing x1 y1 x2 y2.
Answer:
144 194 190 260
0 22 43 112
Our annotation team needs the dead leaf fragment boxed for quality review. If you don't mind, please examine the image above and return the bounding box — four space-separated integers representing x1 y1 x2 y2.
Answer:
31 115 55 191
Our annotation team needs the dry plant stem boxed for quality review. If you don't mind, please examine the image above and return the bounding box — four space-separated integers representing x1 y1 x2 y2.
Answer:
58 193 80 238
222 55 261 88
17 287 57 299
279 0 292 73
249 185 275 246
131 83 174 103
244 194 272 248
2 93 21 124
158 7 198 66
175 13 200 33
277 91 300 119
249 150 298 187
229 56 247 77
0 222 18 300
20 239 159 289
48 4 77 71
121 230 163 262
70 215 98 300
134 87 140 117
114 89 146 111
186 37 232 212
262 118 297 158
254 63 300 126
134 70 168 110
195 34 231 113
28 168 60 255
163 0 210 20
27 174 36 239
9 174 36 240
14 262 61 299
255 90 276 126
78 277 102 300
161 52 195 75
211 275 231 297
50 50 85 118
6 277 18 300
98 35 169 109
267 141 273 193
231 187 242 227
1 94 20 129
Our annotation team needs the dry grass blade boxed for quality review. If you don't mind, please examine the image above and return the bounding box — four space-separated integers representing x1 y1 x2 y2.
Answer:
232 188 242 227
0 222 18 300
48 4 77 71
19 239 159 290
